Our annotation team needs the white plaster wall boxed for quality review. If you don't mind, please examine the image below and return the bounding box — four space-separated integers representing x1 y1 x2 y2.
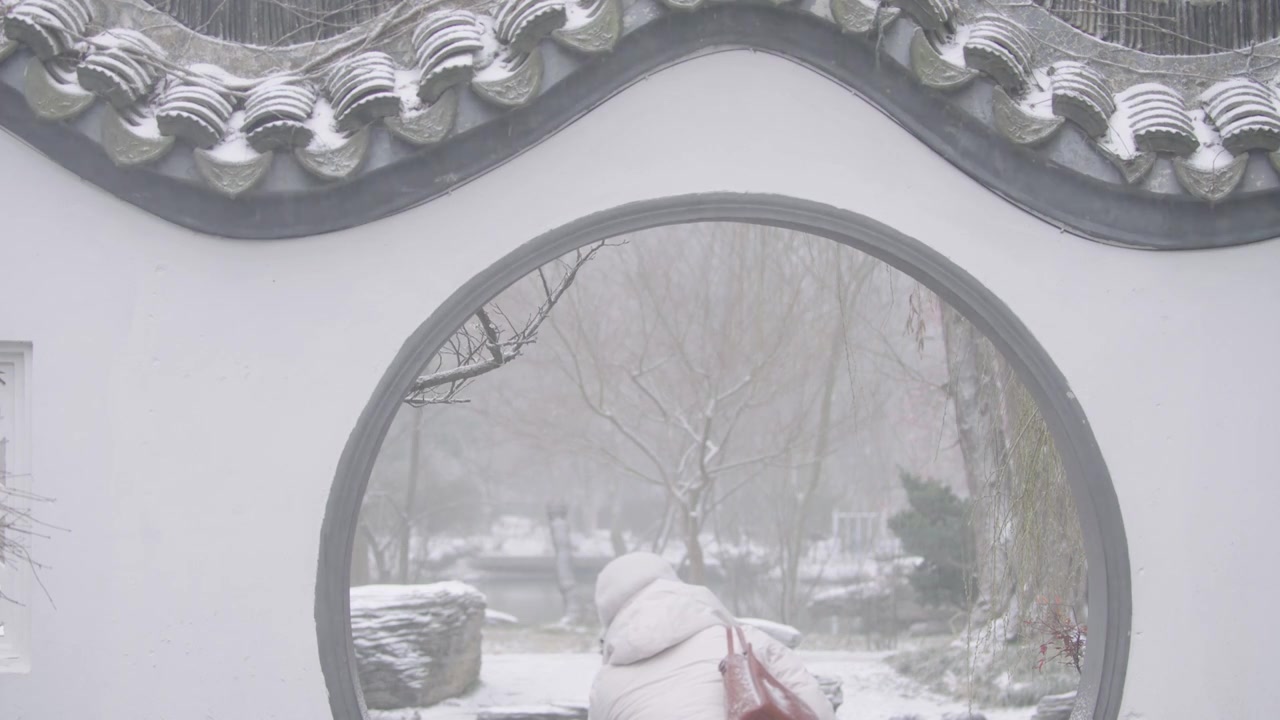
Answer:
0 49 1276 720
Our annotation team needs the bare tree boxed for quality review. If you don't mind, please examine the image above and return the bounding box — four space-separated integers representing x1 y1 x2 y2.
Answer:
398 406 425 583
404 241 612 407
938 301 1086 658
1000 374 1087 627
547 502 587 625
941 303 1016 629
355 241 612 585
769 242 882 622
540 225 882 585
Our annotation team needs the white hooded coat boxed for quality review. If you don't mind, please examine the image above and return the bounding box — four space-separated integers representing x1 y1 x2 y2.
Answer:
588 553 837 720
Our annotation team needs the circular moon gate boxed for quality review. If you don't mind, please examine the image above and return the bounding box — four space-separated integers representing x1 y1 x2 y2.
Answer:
315 193 1132 720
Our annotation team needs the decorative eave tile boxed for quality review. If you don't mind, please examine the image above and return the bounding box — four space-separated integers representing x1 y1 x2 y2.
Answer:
385 88 459 146
908 29 977 91
24 60 93 121
101 107 175 166
296 128 371 181
5 0 1280 211
194 146 274 199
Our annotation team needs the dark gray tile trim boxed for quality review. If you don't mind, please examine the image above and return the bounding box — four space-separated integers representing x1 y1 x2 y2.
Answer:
314 192 1131 720
4 5 1280 247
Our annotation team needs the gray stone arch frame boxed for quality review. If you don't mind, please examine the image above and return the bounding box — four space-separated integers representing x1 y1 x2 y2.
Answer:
315 192 1132 720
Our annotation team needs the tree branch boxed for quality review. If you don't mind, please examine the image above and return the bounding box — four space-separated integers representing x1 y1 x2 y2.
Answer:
404 241 612 406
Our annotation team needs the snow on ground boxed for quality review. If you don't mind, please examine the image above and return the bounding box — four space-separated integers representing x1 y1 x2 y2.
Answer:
803 651 1033 720
368 654 592 720
369 651 1036 720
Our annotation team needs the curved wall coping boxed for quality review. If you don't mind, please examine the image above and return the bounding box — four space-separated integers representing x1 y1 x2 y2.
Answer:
3 0 1280 245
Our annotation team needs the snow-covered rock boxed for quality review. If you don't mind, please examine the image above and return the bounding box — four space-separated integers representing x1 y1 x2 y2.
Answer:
351 582 487 709
814 673 844 711
906 619 951 637
809 580 895 615
737 618 803 649
476 704 588 720
485 609 520 626
1031 690 1076 720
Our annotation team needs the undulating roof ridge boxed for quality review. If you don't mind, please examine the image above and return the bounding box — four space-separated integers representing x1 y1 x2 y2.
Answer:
4 0 1280 238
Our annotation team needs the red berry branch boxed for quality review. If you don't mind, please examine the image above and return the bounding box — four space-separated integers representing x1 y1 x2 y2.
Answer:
1024 596 1087 673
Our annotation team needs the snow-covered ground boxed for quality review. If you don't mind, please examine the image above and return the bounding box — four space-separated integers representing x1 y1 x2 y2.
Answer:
368 651 1035 720
804 651 1032 720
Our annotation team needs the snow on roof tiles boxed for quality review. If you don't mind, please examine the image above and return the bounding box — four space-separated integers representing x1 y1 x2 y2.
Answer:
4 0 1280 203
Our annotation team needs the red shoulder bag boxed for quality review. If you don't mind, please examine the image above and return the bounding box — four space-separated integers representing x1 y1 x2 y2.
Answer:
719 625 822 720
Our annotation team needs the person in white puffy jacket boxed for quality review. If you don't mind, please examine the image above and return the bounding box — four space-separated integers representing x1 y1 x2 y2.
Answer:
588 552 837 720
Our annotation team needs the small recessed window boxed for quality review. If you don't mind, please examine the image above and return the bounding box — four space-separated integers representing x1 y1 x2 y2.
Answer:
0 342 33 674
